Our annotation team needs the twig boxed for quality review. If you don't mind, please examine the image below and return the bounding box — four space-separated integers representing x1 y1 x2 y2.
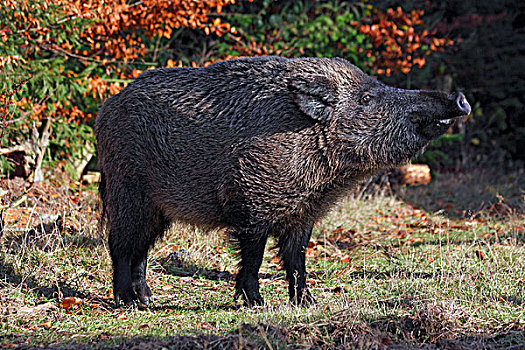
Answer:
11 195 28 209
37 40 157 66
0 146 26 155
0 195 5 239
256 324 274 350
32 118 52 183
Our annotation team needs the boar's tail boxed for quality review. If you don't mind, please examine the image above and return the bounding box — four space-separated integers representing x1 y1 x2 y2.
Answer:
98 170 108 234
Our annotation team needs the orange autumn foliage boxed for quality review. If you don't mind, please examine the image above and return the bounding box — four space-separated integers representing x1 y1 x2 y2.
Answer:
1 0 237 128
64 0 235 62
357 7 453 76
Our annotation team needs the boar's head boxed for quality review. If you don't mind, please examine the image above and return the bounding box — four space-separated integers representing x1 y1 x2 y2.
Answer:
289 58 471 171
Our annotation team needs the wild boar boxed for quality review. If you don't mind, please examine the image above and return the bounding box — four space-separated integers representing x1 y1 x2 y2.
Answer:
95 56 471 306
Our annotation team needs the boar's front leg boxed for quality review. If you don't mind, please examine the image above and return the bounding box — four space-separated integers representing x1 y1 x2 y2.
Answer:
233 227 269 306
277 225 315 305
111 232 157 307
130 253 151 305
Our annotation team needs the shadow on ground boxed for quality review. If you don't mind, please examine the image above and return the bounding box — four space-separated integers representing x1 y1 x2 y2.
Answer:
0 259 114 310
3 320 524 349
0 260 88 301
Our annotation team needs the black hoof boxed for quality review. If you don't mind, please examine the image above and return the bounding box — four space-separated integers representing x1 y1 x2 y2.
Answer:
234 289 264 307
114 285 138 308
138 295 151 306
132 279 153 306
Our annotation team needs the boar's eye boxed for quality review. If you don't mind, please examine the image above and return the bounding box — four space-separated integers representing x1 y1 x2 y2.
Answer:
361 94 372 105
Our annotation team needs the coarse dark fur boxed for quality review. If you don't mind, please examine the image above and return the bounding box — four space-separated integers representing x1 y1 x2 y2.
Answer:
95 56 471 307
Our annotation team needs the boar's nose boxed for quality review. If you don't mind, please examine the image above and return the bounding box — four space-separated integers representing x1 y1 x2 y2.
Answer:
455 92 471 115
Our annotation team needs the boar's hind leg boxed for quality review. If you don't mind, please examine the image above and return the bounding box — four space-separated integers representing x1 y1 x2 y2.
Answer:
233 227 270 306
277 225 315 305
109 226 137 306
108 188 163 307
130 210 168 305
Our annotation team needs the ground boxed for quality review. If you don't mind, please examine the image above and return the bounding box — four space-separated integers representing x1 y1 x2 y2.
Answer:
0 168 524 349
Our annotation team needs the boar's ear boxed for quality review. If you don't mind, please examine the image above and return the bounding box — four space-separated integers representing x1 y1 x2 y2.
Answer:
289 75 337 123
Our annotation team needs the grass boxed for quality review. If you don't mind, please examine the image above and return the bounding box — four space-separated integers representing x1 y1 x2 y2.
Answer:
0 168 524 349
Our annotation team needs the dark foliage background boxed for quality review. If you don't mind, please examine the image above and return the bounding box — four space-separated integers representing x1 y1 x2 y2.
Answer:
1 0 523 180
381 0 524 168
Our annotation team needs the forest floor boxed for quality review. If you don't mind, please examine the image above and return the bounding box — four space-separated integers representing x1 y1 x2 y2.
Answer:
0 168 524 349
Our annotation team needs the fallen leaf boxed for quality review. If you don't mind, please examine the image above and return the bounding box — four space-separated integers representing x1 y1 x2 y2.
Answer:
331 226 345 234
407 237 423 246
482 232 493 239
474 250 487 260
59 297 82 309
332 286 345 294
306 247 317 258
381 336 393 345
36 321 52 328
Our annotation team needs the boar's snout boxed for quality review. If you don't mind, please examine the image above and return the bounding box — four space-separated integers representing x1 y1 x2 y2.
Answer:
435 92 471 124
407 90 471 141
435 92 471 125
455 92 471 116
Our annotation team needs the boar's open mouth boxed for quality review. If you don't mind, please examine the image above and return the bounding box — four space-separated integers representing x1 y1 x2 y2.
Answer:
436 115 463 126
438 92 471 124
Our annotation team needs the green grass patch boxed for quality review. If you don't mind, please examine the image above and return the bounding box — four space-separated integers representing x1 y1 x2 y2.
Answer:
1 170 524 349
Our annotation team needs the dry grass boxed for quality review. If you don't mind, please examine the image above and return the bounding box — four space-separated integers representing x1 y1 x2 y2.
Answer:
0 168 524 349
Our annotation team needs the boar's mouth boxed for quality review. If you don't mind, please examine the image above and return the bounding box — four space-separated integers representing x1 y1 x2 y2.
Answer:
410 92 471 140
438 92 471 124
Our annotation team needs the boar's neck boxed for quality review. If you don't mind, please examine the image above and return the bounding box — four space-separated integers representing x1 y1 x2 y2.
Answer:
231 123 372 227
